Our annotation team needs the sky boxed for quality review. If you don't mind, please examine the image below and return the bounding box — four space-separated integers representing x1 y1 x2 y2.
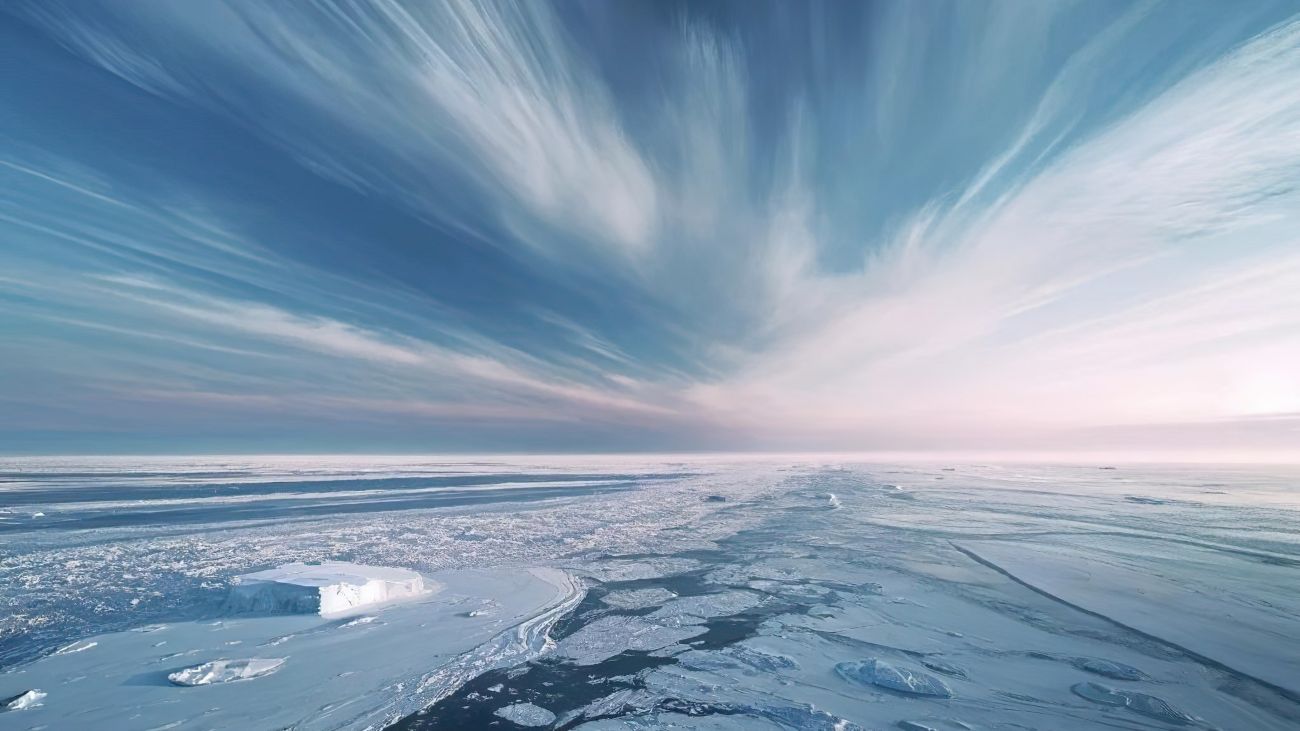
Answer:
2 0 1299 457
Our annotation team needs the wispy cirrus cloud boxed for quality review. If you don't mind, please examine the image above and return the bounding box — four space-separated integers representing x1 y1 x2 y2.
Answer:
2 1 1298 456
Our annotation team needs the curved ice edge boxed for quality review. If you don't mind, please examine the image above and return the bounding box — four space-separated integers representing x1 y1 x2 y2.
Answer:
372 568 586 730
950 542 1300 705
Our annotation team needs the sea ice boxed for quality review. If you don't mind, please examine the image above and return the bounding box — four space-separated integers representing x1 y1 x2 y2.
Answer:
1 568 581 730
835 658 953 698
647 590 763 625
3 689 46 711
555 615 706 665
494 701 557 727
167 658 286 686
226 562 431 616
600 587 677 609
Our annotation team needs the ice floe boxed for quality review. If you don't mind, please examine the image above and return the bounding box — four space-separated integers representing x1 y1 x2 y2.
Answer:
835 658 953 698
494 701 557 726
600 587 677 609
227 561 431 616
647 590 763 625
1072 681 1198 725
555 615 706 665
168 658 285 686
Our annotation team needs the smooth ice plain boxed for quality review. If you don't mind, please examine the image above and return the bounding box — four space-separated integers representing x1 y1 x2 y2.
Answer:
1 456 1299 730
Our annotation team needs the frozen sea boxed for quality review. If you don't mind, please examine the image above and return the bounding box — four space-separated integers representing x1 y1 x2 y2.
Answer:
1 456 1299 730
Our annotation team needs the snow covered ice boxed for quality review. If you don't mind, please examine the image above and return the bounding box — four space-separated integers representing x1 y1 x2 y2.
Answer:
3 457 1300 730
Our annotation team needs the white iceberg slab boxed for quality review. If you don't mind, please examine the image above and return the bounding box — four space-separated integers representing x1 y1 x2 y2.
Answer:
227 561 430 616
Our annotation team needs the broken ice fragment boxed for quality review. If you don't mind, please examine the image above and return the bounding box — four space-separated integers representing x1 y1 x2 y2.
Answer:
168 658 286 686
836 658 953 698
3 689 46 711
493 702 556 727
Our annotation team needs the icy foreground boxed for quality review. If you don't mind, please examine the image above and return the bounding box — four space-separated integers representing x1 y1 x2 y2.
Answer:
228 561 430 616
3 457 1300 730
1 567 581 730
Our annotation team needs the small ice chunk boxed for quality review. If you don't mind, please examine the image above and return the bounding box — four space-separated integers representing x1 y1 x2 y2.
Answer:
493 702 556 727
1071 681 1129 707
4 689 46 711
920 658 967 678
340 615 378 628
601 587 677 609
227 562 429 616
168 658 286 686
836 659 953 698
54 639 98 655
1074 658 1147 681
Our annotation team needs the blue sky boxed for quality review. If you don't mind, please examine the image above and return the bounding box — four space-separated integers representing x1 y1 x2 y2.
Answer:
2 1 1299 456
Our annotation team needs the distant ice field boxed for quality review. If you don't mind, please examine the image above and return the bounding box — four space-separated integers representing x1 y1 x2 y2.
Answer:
1 456 1298 730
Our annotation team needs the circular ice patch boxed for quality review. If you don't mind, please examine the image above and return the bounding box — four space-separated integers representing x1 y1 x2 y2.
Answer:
835 658 953 698
1071 681 1129 707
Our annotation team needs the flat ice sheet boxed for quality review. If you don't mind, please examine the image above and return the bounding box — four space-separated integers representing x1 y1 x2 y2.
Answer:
0 567 581 731
957 538 1300 697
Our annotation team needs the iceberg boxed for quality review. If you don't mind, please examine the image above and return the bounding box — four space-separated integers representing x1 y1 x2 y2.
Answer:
226 562 431 616
168 658 285 686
